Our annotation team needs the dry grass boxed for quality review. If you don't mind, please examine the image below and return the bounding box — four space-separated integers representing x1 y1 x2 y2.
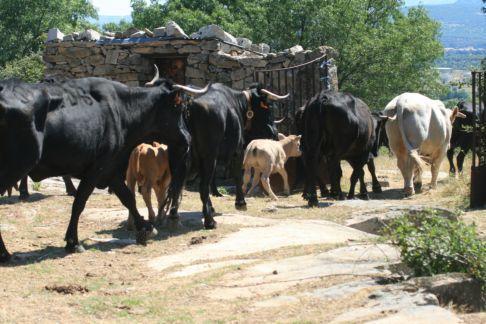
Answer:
0 154 483 323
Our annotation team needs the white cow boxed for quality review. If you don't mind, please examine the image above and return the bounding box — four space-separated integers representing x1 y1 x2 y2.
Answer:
384 93 465 196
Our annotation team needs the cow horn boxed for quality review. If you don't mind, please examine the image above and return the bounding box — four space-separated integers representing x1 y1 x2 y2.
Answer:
173 84 209 96
274 117 286 124
145 64 160 86
260 89 290 101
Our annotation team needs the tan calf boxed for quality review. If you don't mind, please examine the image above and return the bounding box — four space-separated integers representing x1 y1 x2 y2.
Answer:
242 134 302 200
126 142 171 230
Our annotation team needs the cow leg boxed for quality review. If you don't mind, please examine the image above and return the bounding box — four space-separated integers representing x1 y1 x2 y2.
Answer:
155 171 171 226
276 168 290 196
233 151 247 211
398 157 414 196
303 154 319 207
357 167 369 200
260 169 278 200
447 148 456 175
367 158 382 193
167 144 190 228
318 179 330 198
141 186 156 224
347 168 359 199
457 149 467 174
0 230 11 263
199 158 217 229
211 176 223 197
64 180 96 253
62 176 77 196
7 186 12 198
246 171 261 196
329 160 345 200
125 167 137 231
109 177 156 245
413 167 423 193
242 167 252 195
18 176 29 201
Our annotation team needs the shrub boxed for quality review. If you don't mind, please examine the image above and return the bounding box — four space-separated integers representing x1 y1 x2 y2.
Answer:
0 53 44 82
385 210 485 291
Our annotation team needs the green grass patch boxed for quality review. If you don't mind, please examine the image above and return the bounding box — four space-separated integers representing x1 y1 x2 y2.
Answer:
385 210 485 292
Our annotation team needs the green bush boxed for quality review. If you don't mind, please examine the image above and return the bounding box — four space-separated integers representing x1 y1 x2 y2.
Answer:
0 53 45 82
385 210 485 290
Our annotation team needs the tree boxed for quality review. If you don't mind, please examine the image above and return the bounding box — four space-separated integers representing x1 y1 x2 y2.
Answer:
130 0 445 109
102 19 134 33
0 0 97 66
0 53 45 82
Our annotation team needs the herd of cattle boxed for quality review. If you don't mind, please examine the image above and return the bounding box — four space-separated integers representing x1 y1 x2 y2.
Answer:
0 66 474 262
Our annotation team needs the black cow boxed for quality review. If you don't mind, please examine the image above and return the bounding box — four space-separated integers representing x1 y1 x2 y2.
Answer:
447 101 476 174
0 77 206 262
185 83 288 229
302 91 387 206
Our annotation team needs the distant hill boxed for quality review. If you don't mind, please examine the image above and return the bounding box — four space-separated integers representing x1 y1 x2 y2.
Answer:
407 0 486 69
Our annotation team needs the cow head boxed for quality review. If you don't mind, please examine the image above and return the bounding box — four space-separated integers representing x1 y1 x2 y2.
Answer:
243 84 289 143
370 112 392 157
0 79 58 192
450 106 467 123
278 133 302 158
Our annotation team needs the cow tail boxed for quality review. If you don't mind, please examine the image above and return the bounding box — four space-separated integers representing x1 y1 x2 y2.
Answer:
396 103 424 172
242 145 252 168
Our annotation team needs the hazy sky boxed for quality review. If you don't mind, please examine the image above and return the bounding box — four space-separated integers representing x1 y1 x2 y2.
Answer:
91 0 458 16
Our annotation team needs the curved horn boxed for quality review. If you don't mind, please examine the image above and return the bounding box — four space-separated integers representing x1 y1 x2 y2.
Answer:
260 89 290 101
145 64 160 87
274 117 286 124
173 84 210 96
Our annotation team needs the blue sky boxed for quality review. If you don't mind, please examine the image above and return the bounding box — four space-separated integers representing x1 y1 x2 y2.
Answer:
91 0 458 16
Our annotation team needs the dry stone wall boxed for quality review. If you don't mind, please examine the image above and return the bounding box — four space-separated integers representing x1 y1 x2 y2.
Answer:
43 22 339 91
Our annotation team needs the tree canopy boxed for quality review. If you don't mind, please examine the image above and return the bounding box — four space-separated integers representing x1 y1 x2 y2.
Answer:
0 0 97 67
129 0 445 109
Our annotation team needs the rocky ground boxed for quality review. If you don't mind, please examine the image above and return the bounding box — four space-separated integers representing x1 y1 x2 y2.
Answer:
0 155 484 323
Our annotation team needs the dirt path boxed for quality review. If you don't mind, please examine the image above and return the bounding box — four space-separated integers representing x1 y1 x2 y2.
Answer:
0 159 483 322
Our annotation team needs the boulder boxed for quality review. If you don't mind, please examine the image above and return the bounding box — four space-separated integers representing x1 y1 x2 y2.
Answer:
250 43 270 54
287 45 304 55
62 34 74 42
104 31 115 37
154 27 166 37
237 38 252 49
144 28 154 38
166 21 188 38
100 36 115 42
115 31 124 39
196 24 237 44
79 29 101 41
47 28 64 43
122 27 141 38
130 31 146 38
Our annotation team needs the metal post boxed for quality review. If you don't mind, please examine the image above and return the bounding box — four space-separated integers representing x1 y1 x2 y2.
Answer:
472 72 477 168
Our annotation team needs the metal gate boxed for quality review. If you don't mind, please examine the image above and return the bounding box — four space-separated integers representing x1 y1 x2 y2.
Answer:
253 54 331 134
470 70 486 208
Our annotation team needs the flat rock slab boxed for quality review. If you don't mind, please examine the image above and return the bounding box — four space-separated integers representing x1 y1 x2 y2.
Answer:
209 244 399 300
149 220 373 272
332 286 461 323
167 259 258 278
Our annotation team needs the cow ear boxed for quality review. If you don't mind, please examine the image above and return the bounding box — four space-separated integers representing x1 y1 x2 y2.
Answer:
450 107 465 122
277 133 285 140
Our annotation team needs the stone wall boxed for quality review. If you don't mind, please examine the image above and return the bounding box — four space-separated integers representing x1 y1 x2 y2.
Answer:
43 23 339 91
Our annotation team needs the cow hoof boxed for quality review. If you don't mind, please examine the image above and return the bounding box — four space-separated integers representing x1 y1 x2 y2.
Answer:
332 193 345 201
204 219 217 229
0 252 11 263
235 201 247 211
308 198 319 208
403 188 414 197
358 193 369 200
372 186 382 194
65 243 85 254
19 193 29 201
414 182 422 192
166 217 183 231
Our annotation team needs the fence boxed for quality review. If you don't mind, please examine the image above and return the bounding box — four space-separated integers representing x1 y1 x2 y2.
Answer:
470 70 486 208
253 54 331 134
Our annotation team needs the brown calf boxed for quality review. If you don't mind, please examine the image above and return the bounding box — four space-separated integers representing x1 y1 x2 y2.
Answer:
242 133 302 200
126 142 171 230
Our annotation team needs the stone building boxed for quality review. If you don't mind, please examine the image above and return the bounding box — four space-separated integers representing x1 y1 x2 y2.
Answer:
43 22 338 104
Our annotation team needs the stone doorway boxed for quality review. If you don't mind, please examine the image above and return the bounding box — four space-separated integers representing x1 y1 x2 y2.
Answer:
151 56 187 84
